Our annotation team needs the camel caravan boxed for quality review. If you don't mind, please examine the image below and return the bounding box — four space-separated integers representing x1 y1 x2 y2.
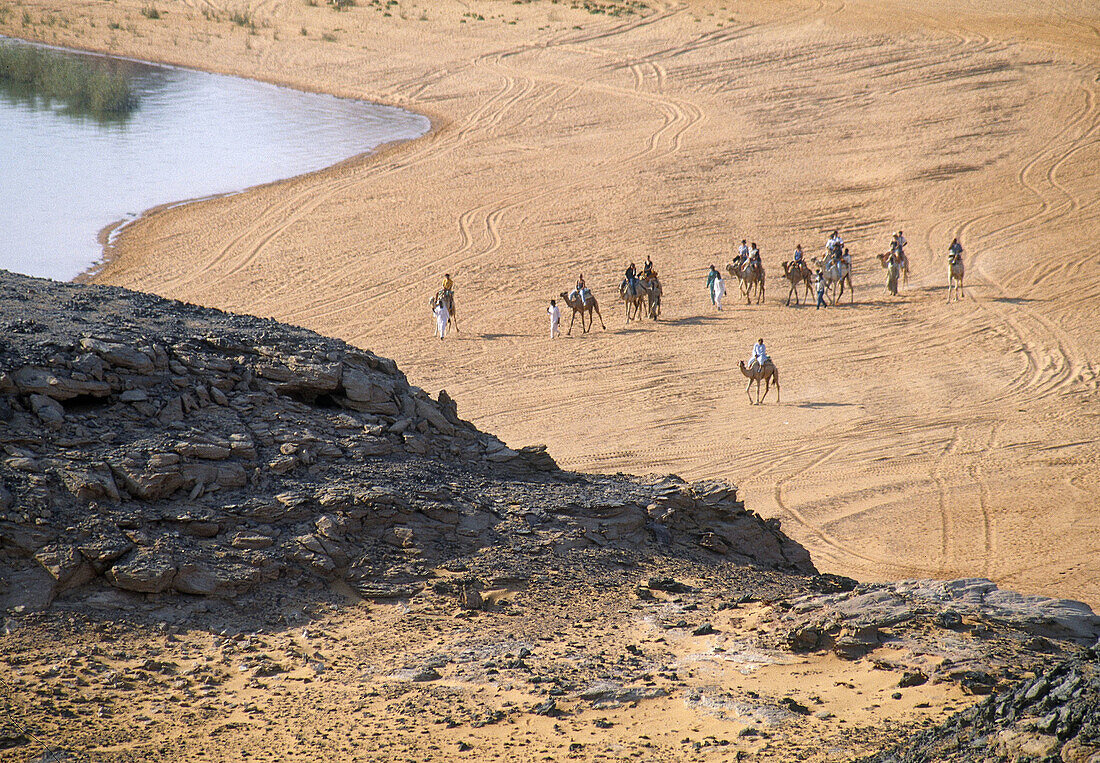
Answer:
427 230 968 401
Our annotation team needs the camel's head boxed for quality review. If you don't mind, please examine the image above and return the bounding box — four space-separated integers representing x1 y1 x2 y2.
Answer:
559 291 569 300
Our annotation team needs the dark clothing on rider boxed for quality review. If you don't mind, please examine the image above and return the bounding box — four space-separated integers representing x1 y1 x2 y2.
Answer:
625 265 636 281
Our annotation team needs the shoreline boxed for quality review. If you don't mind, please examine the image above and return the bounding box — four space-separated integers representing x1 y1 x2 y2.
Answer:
80 133 440 285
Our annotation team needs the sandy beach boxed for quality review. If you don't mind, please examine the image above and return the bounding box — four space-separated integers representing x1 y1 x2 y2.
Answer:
6 0 1099 607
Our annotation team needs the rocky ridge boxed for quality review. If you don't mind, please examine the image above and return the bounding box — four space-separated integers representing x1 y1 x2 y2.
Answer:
0 271 812 611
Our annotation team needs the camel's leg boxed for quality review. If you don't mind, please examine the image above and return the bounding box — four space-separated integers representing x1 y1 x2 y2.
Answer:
760 378 770 403
773 371 779 403
567 310 576 335
595 306 606 330
786 284 793 306
746 379 754 404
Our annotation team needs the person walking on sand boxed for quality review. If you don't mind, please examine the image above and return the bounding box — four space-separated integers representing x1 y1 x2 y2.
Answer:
433 298 450 340
712 269 726 310
706 265 720 304
548 299 561 339
815 269 828 309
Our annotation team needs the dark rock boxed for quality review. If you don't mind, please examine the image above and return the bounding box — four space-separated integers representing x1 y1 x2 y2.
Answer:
788 624 823 652
899 670 928 688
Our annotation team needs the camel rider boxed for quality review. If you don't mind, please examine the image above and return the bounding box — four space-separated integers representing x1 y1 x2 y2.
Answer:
441 273 454 293
949 237 963 261
623 262 638 292
738 239 750 264
793 244 804 266
749 338 769 371
896 230 907 256
749 243 762 268
570 274 590 306
640 257 655 282
827 230 843 257
706 265 720 303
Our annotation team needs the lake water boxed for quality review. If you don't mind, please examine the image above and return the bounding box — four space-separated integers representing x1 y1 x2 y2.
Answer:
0 39 430 281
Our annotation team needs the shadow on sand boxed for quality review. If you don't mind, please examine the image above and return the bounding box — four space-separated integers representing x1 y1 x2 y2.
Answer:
794 401 862 409
662 315 724 327
988 296 1040 305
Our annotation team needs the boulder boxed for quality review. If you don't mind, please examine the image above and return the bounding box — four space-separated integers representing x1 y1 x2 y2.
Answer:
29 393 64 426
106 550 176 593
11 366 111 400
34 543 95 590
79 338 155 373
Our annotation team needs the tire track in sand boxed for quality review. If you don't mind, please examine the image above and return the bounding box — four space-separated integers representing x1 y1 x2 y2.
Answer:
289 37 705 326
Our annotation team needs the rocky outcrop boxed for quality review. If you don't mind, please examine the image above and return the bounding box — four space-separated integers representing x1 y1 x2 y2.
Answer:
863 646 1100 762
0 272 815 611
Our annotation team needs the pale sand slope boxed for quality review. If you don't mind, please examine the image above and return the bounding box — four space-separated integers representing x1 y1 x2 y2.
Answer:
10 0 1099 604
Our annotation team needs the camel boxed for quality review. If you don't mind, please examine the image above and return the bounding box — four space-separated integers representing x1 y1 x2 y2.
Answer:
430 289 459 333
559 290 606 334
811 255 851 304
645 277 662 320
727 257 765 304
878 252 901 296
947 254 965 302
837 249 854 303
738 359 779 404
619 278 649 322
781 260 813 306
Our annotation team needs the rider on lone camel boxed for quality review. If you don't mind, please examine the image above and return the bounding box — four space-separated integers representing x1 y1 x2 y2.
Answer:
749 338 769 371
793 244 804 265
441 273 454 293
949 237 963 261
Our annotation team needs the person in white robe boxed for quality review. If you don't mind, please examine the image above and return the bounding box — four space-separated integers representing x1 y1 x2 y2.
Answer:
433 300 449 340
548 299 561 338
712 273 726 310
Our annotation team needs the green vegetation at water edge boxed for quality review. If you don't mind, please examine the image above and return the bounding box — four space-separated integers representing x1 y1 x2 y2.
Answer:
0 44 137 115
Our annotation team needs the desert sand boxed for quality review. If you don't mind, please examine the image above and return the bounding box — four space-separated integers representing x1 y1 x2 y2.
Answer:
7 0 1099 609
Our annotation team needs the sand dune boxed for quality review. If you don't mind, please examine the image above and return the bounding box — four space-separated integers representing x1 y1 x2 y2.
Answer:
10 0 1097 605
